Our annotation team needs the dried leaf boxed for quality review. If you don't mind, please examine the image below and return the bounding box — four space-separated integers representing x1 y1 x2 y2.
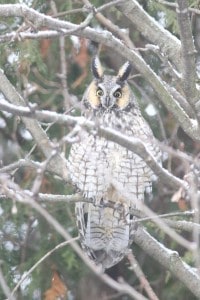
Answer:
44 268 67 300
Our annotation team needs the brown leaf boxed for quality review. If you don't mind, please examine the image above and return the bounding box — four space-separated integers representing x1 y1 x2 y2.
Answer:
44 268 68 300
171 185 189 211
40 38 52 59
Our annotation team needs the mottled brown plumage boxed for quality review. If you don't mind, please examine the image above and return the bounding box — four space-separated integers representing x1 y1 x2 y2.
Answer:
67 57 160 269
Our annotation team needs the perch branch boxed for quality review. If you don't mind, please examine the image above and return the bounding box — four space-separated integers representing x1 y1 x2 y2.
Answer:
0 99 185 190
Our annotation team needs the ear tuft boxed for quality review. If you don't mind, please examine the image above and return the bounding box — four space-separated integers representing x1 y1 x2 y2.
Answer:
117 61 131 81
92 56 104 80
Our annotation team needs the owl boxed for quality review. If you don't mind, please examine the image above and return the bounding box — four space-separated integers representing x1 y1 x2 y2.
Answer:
67 57 160 269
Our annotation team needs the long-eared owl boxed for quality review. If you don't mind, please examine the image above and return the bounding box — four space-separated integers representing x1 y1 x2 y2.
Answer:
67 57 160 269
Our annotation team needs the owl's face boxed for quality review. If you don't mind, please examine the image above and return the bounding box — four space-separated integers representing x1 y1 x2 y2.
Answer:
83 57 132 112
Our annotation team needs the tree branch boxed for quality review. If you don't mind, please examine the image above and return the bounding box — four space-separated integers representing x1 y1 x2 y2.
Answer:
0 69 69 181
116 0 181 71
1 177 199 298
82 0 135 49
134 227 200 299
176 0 200 116
0 176 148 300
0 4 199 140
37 193 83 203
0 99 185 190
157 0 200 16
127 252 159 300
164 219 200 233
137 203 195 251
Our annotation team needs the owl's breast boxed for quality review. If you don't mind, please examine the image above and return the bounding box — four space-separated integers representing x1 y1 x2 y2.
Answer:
67 134 112 199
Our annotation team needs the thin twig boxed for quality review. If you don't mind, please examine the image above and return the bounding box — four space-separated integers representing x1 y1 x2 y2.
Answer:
51 0 70 110
82 0 134 49
30 152 57 195
156 0 200 16
130 209 194 223
9 237 79 299
136 203 195 251
96 0 125 13
127 252 159 300
0 159 41 174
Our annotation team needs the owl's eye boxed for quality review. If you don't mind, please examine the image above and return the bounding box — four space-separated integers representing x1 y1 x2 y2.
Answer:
96 88 104 97
114 89 122 98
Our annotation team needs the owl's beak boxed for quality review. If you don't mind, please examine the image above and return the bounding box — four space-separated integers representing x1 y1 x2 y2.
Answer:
103 96 112 108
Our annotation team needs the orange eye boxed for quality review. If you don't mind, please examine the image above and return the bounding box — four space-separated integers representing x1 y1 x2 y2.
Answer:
96 88 104 97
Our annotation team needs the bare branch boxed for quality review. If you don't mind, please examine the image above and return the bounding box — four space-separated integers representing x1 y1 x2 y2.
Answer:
138 203 195 251
0 99 185 190
116 0 181 71
166 85 196 118
37 193 83 203
1 177 149 300
127 252 159 300
0 159 41 174
157 0 200 16
164 219 200 233
0 5 199 140
95 0 125 13
176 0 200 115
134 210 195 222
1 177 199 298
0 69 69 181
134 227 200 299
82 0 135 49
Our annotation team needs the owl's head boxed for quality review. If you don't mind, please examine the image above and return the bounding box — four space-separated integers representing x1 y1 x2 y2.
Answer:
83 57 133 112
